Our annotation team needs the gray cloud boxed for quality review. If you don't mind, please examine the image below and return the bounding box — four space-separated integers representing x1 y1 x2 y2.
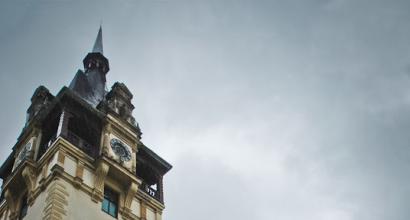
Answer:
1 0 410 219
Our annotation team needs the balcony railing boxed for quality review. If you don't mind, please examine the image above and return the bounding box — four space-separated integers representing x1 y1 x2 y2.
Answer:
140 182 161 202
63 130 98 157
38 134 57 159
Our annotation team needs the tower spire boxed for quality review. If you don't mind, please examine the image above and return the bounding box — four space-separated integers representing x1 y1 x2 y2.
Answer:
82 26 109 75
92 26 103 54
69 26 110 107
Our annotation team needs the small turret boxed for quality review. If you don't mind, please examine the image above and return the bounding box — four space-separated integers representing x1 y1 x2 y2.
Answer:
83 26 109 75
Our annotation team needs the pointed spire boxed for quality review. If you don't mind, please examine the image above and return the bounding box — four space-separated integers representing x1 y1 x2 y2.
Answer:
92 26 103 54
72 25 109 107
83 25 109 75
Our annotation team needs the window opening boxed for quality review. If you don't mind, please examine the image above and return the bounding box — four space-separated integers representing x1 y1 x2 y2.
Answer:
102 186 118 218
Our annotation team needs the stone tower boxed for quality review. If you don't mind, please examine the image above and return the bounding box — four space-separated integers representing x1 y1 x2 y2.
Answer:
0 27 172 220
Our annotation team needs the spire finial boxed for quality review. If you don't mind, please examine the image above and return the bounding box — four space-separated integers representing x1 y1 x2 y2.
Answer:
92 26 103 54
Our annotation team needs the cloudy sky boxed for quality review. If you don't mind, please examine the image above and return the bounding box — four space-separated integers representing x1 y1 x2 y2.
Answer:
1 0 410 219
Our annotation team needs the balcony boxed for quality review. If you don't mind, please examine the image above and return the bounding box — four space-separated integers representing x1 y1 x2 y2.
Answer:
62 130 98 157
140 182 161 202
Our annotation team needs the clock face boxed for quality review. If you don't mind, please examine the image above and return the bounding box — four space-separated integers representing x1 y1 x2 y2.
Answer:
15 142 31 168
18 146 28 161
110 138 132 162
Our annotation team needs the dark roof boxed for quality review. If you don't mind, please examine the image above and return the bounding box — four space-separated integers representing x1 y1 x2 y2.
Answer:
69 70 89 94
68 69 107 107
139 143 172 174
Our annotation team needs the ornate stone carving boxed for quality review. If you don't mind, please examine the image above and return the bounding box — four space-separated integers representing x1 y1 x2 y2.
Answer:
110 138 132 163
4 189 17 219
91 160 109 202
26 86 53 123
27 136 36 160
38 162 49 191
120 182 139 220
13 141 33 170
101 124 111 157
124 182 138 209
105 83 136 125
102 132 110 156
21 165 37 205
31 129 42 160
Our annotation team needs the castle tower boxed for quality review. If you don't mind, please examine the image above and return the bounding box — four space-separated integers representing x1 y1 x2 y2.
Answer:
0 27 172 220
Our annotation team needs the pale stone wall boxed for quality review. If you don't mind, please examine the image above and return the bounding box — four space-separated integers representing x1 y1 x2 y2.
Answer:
47 153 58 177
24 190 47 220
130 198 141 217
64 180 122 220
147 207 156 220
82 167 94 187
64 155 77 177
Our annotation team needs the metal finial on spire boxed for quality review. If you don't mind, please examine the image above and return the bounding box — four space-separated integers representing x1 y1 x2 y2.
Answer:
92 26 103 54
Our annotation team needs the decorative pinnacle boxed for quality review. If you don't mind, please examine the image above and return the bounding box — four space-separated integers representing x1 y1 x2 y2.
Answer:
92 26 103 54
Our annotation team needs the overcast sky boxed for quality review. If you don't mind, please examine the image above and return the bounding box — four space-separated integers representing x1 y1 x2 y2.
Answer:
1 0 410 219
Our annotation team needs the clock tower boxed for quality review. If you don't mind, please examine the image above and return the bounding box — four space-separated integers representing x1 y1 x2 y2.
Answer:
0 27 172 220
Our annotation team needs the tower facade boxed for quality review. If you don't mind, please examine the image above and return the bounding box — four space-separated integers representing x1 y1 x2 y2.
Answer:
0 28 172 220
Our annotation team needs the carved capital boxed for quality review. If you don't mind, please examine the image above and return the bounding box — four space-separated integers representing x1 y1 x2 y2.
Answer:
91 160 109 202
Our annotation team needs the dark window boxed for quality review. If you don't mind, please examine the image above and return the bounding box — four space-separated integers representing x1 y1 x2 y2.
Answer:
102 187 118 218
19 195 28 219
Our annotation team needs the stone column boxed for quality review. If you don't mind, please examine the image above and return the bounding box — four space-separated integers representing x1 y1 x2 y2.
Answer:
56 110 71 139
91 160 109 202
158 175 164 203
